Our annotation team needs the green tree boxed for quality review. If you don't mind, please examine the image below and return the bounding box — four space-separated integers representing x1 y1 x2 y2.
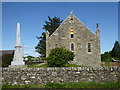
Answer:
43 16 63 36
35 32 46 58
101 41 120 62
26 55 34 61
46 48 75 67
35 16 63 58
2 53 14 67
101 51 112 62
111 41 120 58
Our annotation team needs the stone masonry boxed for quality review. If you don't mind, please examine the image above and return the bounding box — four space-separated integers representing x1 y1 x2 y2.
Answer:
2 67 120 85
46 12 101 67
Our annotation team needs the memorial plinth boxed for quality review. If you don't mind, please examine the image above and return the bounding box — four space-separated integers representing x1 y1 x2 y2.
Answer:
9 22 26 68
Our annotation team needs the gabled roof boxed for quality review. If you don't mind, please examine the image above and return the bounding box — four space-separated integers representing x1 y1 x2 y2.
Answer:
49 12 96 38
68 12 96 36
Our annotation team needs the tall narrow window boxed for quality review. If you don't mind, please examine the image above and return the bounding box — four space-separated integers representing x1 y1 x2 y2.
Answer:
70 28 74 38
71 43 74 51
71 34 74 38
88 43 91 52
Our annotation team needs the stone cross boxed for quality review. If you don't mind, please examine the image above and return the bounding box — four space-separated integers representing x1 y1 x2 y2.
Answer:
70 10 73 14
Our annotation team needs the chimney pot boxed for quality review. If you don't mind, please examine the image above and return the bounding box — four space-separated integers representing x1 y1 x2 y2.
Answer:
96 23 99 29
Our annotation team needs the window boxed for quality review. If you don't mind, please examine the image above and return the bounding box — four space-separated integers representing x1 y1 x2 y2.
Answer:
71 43 74 51
55 44 58 48
71 34 74 38
70 28 74 38
88 43 91 52
69 18 74 23
70 18 73 21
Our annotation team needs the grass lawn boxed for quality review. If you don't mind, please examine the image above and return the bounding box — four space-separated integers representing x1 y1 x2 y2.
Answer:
28 63 86 68
28 63 48 68
2 81 120 88
63 81 120 88
2 84 43 88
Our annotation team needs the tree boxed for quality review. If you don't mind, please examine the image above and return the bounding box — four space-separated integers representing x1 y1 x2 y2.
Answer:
101 41 120 62
26 55 34 61
43 16 63 36
35 32 46 58
2 53 14 67
111 41 120 58
101 51 112 62
35 16 63 58
46 48 75 67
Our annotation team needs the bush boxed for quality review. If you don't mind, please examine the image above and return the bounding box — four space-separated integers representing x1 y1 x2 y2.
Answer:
46 48 75 67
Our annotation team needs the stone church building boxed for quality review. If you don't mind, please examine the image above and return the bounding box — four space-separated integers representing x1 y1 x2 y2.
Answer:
46 12 101 67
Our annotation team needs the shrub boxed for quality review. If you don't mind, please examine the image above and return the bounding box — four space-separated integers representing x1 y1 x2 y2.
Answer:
46 48 75 67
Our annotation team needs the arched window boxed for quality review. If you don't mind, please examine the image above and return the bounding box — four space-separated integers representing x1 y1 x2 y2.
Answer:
88 43 91 52
70 28 74 38
69 18 74 23
71 43 74 51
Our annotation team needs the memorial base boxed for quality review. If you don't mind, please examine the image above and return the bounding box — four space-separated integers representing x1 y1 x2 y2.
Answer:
9 65 27 68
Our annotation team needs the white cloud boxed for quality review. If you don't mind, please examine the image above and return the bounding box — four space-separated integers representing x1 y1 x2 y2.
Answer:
24 51 40 57
23 46 35 49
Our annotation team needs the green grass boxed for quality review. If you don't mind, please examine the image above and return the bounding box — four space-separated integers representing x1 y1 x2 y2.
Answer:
28 64 86 68
2 84 43 88
65 64 87 67
39 64 48 67
28 64 48 68
63 81 120 88
2 81 120 89
104 62 110 67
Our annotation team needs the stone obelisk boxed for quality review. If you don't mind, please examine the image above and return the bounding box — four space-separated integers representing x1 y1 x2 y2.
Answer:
9 22 26 68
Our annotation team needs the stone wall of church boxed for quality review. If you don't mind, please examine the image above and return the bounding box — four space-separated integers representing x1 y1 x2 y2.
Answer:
2 67 120 85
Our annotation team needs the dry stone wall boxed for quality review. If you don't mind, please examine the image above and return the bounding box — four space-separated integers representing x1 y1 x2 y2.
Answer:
2 67 120 85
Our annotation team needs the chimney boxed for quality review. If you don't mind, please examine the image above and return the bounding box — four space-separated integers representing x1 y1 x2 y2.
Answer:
96 23 99 29
96 23 100 38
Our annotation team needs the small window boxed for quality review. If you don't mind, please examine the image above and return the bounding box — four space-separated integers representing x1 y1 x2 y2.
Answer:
71 43 74 51
88 43 91 52
70 28 74 38
71 34 74 38
70 18 73 21
69 18 74 23
55 44 58 48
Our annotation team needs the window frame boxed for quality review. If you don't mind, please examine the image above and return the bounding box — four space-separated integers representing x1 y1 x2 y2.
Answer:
71 43 74 52
70 28 74 39
87 43 91 54
71 34 74 38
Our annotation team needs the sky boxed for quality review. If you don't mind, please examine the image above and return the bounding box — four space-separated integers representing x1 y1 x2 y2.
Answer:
2 2 118 57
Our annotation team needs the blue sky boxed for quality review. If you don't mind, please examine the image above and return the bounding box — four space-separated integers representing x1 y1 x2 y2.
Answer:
2 2 118 57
